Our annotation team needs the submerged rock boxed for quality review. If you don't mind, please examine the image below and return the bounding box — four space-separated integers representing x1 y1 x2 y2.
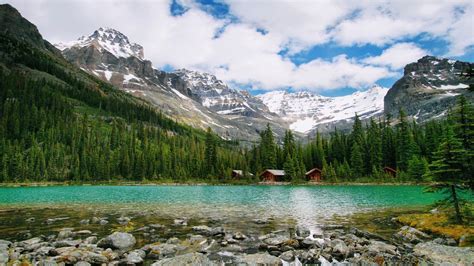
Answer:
45 217 70 224
146 243 179 260
97 232 136 250
117 216 131 225
192 225 224 236
173 218 188 226
151 252 211 265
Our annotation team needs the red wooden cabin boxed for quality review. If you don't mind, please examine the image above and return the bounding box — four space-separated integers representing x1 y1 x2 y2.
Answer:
305 168 322 182
260 169 285 182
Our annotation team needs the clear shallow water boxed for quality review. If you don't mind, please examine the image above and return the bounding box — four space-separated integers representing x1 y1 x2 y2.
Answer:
0 185 439 223
0 185 443 240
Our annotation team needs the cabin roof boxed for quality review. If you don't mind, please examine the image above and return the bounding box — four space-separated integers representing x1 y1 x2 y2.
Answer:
305 168 322 175
383 166 397 173
262 169 285 176
232 170 254 176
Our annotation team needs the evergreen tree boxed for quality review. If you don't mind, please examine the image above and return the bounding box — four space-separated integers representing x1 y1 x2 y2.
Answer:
350 142 364 177
259 124 277 169
204 127 217 175
425 127 468 223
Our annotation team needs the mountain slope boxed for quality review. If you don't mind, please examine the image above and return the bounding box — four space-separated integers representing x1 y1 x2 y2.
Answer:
258 85 388 133
56 28 288 142
0 3 247 182
384 56 473 121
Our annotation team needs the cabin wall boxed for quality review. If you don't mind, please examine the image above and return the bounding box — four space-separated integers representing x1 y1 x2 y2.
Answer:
307 172 321 182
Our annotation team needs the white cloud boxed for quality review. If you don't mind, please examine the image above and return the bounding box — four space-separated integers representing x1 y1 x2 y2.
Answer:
3 0 472 93
363 43 428 69
331 0 473 54
291 55 396 90
225 0 351 53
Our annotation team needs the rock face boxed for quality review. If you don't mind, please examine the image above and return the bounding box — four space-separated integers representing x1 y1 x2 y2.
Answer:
384 56 474 121
97 232 136 250
414 241 474 265
56 28 288 142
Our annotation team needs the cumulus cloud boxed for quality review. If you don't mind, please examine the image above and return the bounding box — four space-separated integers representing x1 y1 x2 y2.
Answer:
363 43 428 70
3 0 472 93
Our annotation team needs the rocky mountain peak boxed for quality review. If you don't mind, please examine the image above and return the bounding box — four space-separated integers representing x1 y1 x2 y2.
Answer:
385 56 473 121
56 27 144 60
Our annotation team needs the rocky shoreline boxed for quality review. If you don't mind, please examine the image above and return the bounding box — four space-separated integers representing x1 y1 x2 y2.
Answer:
0 215 472 265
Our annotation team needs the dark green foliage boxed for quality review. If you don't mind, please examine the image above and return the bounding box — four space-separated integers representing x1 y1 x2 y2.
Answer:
425 127 469 223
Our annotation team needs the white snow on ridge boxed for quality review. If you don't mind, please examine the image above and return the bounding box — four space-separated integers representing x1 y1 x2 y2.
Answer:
258 85 388 133
435 83 469 90
171 88 190 100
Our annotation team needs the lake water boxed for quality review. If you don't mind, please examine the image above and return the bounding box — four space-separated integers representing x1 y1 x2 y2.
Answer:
0 185 439 232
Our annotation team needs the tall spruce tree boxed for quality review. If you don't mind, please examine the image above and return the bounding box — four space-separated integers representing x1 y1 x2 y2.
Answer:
425 127 468 223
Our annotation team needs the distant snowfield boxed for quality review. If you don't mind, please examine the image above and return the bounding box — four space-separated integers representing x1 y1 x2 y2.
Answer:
258 85 388 133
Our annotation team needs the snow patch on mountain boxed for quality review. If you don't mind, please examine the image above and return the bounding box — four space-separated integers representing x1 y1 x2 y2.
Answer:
258 85 388 133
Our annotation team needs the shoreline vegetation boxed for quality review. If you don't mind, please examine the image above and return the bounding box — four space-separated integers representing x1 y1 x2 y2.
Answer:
0 180 438 187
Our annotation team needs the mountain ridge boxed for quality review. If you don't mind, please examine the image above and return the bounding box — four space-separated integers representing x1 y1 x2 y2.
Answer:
54 26 473 138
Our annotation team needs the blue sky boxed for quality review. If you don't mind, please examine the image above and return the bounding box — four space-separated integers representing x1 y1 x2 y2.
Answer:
168 0 473 96
5 0 474 97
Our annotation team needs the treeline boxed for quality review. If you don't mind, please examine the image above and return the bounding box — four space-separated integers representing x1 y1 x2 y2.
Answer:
247 96 473 184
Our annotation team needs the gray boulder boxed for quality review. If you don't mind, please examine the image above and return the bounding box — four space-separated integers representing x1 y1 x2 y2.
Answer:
279 250 295 262
295 225 310 238
394 226 430 244
414 241 474 265
127 249 146 264
97 232 136 250
367 240 398 255
237 253 282 265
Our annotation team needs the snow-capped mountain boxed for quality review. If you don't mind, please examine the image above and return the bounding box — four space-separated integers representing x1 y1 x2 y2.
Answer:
170 69 271 117
385 56 473 121
258 85 388 133
56 27 144 59
56 28 288 142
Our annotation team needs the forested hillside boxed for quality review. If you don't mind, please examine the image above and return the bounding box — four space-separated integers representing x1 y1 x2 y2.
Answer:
0 4 246 182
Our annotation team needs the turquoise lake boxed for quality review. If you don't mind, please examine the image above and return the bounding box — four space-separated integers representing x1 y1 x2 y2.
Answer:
0 185 445 239
0 185 440 222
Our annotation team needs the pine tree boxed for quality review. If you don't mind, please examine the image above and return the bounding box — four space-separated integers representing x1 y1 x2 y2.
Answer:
204 127 217 175
425 127 468 223
397 109 414 171
451 96 474 190
259 124 277 169
350 142 364 177
407 156 429 182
